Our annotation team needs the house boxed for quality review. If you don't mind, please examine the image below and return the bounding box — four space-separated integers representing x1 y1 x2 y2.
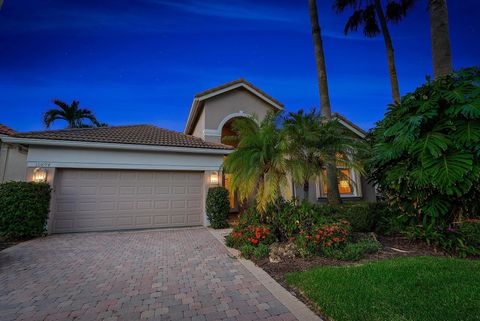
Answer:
0 124 27 183
1 79 375 233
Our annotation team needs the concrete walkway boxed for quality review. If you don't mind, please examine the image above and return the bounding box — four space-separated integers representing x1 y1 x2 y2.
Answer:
0 227 312 321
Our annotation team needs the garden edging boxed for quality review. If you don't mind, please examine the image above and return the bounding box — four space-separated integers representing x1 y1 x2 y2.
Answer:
208 228 322 321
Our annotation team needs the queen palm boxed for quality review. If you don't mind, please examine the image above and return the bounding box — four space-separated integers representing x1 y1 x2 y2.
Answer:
308 0 341 204
222 113 289 213
429 0 453 78
283 109 368 200
43 99 102 129
333 0 415 103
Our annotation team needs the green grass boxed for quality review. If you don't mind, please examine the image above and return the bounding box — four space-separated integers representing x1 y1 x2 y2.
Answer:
286 257 480 321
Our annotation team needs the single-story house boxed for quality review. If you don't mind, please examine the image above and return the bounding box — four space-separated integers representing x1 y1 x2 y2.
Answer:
1 79 376 234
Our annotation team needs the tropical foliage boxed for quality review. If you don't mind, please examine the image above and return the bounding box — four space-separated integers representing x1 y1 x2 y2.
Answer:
223 110 367 212
43 99 105 128
368 67 480 226
222 113 289 213
282 109 366 200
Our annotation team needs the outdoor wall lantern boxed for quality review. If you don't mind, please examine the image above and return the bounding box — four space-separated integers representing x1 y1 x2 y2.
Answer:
210 171 219 185
33 167 47 183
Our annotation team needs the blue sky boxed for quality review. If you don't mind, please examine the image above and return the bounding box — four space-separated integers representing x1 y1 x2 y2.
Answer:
1 0 479 132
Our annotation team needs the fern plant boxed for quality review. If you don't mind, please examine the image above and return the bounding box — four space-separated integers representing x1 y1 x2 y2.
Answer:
368 67 480 226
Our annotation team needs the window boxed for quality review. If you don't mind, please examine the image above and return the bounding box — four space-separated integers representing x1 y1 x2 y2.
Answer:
318 168 361 198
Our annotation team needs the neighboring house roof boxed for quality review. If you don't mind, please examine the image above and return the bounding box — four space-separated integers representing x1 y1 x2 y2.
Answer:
12 125 233 150
185 78 284 134
0 124 16 136
333 113 367 138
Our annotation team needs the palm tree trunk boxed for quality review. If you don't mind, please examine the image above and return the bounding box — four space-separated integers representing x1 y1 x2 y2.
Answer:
374 0 401 103
429 0 453 78
303 180 309 201
308 0 332 119
308 0 341 204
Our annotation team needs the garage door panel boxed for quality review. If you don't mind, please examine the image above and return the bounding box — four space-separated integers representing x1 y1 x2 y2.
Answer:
53 169 203 233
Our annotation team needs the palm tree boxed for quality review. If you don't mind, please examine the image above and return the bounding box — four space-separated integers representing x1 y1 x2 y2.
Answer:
333 0 415 103
308 0 341 204
429 0 453 78
282 109 324 200
283 109 368 201
43 99 103 129
222 113 289 213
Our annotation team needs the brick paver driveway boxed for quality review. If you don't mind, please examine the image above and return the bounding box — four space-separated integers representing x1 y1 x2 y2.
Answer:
0 228 297 321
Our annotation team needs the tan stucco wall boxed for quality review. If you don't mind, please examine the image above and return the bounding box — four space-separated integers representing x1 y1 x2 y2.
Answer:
203 88 274 131
0 142 27 182
191 107 206 139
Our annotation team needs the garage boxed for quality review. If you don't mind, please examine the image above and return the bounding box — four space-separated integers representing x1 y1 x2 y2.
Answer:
53 169 204 233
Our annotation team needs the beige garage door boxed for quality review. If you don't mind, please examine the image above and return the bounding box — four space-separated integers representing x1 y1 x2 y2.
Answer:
53 169 204 233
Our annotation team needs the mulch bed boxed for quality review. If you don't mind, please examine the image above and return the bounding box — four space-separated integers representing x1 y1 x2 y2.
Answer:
255 235 446 283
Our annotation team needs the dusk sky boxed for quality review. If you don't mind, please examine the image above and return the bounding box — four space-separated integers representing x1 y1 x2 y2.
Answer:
1 0 479 132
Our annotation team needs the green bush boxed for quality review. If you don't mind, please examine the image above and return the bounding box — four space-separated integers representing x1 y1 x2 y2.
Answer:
0 181 52 240
314 202 400 233
373 202 411 235
323 239 382 261
404 224 480 258
239 244 255 258
368 67 480 227
457 220 480 248
265 199 337 240
206 187 230 229
253 243 270 259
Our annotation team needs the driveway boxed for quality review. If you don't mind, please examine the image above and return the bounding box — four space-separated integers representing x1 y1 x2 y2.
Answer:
0 228 297 321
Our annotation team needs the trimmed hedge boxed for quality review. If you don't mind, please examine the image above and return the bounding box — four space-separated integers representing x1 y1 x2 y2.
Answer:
206 186 230 229
0 181 52 240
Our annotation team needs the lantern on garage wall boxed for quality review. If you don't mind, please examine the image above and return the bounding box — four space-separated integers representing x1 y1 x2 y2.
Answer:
33 167 47 183
210 171 219 185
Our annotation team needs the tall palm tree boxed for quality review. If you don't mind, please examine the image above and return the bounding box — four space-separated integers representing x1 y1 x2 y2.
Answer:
222 113 289 213
333 0 415 103
308 0 341 204
429 0 453 78
43 99 103 129
283 109 368 201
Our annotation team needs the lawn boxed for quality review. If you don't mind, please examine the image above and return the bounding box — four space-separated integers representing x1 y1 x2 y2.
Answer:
286 256 480 321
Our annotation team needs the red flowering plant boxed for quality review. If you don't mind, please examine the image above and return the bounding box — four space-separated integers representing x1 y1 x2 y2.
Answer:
226 224 276 249
295 220 351 257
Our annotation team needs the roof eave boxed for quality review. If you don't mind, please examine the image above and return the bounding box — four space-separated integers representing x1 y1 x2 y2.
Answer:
1 136 233 155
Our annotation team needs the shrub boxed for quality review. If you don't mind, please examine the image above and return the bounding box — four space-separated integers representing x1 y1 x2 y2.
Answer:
314 202 401 233
368 67 480 227
227 223 276 248
206 187 230 229
404 224 480 258
295 220 351 256
0 181 52 240
253 243 270 259
373 202 411 235
266 199 337 240
457 220 480 248
324 239 382 261
239 244 255 258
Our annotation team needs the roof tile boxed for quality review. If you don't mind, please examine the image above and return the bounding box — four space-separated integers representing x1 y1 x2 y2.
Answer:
13 125 233 150
0 124 16 136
